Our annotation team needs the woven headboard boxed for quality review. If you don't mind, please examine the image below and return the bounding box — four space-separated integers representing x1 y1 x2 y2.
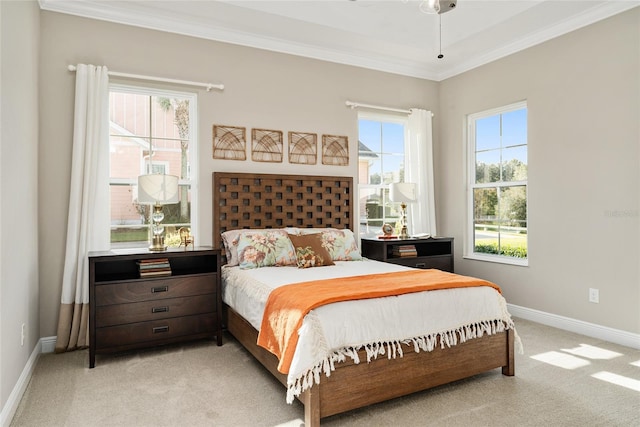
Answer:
212 172 353 250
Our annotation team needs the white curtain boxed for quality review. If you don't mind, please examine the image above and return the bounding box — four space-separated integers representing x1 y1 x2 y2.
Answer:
55 64 110 352
405 108 437 236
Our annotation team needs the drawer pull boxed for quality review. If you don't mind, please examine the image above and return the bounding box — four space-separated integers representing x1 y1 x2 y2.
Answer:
152 306 169 313
153 326 169 334
415 263 426 268
151 286 169 293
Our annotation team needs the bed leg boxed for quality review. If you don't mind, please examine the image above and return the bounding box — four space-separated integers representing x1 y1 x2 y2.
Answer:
502 328 515 376
302 387 320 427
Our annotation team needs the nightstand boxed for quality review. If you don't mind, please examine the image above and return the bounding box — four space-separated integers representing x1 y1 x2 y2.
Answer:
88 247 222 368
361 237 454 272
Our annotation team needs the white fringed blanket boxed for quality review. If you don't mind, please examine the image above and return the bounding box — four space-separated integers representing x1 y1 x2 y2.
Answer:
222 260 519 403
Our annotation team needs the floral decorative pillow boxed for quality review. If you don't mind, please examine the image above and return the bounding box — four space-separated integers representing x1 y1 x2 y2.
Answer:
288 233 335 268
237 230 296 269
318 229 362 261
222 228 299 266
221 229 244 266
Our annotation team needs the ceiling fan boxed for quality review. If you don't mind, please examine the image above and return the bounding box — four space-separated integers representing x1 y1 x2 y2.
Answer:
418 1 458 59
350 0 458 59
350 0 457 15
419 0 457 15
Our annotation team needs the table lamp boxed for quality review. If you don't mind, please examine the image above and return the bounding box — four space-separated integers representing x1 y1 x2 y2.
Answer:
138 174 179 252
389 182 416 239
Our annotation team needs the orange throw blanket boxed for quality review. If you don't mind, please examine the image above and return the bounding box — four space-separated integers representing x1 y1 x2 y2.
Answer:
257 268 502 374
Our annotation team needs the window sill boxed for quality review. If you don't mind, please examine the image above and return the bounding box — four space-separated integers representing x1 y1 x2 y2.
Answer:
463 253 528 267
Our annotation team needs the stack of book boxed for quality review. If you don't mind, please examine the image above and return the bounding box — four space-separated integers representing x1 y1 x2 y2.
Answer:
378 235 398 240
137 258 172 278
392 244 417 258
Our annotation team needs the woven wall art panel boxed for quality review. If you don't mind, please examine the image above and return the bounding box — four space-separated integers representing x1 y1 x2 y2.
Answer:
212 172 353 249
288 132 317 165
251 128 283 163
322 134 349 166
213 125 246 160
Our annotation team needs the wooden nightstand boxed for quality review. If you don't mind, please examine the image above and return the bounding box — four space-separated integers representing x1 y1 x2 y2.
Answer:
88 247 221 368
361 237 454 272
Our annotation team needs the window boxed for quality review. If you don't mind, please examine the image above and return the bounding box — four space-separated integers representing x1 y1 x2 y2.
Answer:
357 113 408 237
467 101 528 265
109 85 197 249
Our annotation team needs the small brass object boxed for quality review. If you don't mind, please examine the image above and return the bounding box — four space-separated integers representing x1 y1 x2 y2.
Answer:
179 227 194 250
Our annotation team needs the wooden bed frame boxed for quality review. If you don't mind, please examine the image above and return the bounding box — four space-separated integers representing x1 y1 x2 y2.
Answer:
213 172 515 426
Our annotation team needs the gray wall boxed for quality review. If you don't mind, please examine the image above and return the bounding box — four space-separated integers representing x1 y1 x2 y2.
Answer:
2 3 638 419
0 0 40 416
439 9 639 334
38 10 439 339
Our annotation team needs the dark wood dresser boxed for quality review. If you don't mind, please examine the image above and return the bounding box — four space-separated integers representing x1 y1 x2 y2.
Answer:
88 247 221 368
361 237 454 272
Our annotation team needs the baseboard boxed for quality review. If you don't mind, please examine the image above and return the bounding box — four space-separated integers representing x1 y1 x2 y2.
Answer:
40 336 57 354
508 303 640 350
0 338 45 427
2 309 639 426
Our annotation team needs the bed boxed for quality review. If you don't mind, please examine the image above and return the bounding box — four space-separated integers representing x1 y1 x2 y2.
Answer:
213 172 516 426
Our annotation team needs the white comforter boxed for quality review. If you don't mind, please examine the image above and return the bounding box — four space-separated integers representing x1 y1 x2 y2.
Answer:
222 259 517 403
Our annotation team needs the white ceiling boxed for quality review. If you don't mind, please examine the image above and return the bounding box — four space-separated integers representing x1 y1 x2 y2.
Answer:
39 0 638 81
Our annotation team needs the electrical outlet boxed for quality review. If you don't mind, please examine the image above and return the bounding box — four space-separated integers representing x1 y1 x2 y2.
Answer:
21 323 25 346
589 288 599 304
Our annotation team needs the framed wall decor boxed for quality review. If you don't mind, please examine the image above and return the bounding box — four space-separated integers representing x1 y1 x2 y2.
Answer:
288 131 317 165
213 125 246 160
321 134 349 166
251 128 283 163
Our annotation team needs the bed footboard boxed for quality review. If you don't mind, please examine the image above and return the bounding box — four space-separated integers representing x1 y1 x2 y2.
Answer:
225 305 514 426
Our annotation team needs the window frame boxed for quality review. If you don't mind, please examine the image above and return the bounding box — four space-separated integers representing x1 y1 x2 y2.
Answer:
357 111 409 238
108 83 199 249
465 101 528 266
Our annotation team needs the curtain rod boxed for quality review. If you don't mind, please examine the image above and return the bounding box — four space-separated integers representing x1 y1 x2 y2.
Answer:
345 100 434 117
345 100 411 115
67 65 224 91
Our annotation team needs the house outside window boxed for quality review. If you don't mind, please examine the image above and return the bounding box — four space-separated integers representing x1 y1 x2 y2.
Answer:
109 85 197 249
358 113 407 237
466 101 528 265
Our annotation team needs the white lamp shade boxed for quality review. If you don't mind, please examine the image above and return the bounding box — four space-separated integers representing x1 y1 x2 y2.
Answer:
389 182 417 204
137 174 179 204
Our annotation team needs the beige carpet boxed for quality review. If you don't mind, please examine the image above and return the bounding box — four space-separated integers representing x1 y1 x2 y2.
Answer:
10 318 640 426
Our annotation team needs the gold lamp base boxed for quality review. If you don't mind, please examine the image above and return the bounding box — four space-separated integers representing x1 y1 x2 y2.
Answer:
148 234 167 252
398 202 409 239
148 203 167 252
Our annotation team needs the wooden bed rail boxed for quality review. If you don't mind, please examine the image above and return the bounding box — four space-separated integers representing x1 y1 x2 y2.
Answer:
225 305 514 426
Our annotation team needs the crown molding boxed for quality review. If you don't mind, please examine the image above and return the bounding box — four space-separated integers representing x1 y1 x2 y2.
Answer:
39 1 638 82
437 1 640 81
